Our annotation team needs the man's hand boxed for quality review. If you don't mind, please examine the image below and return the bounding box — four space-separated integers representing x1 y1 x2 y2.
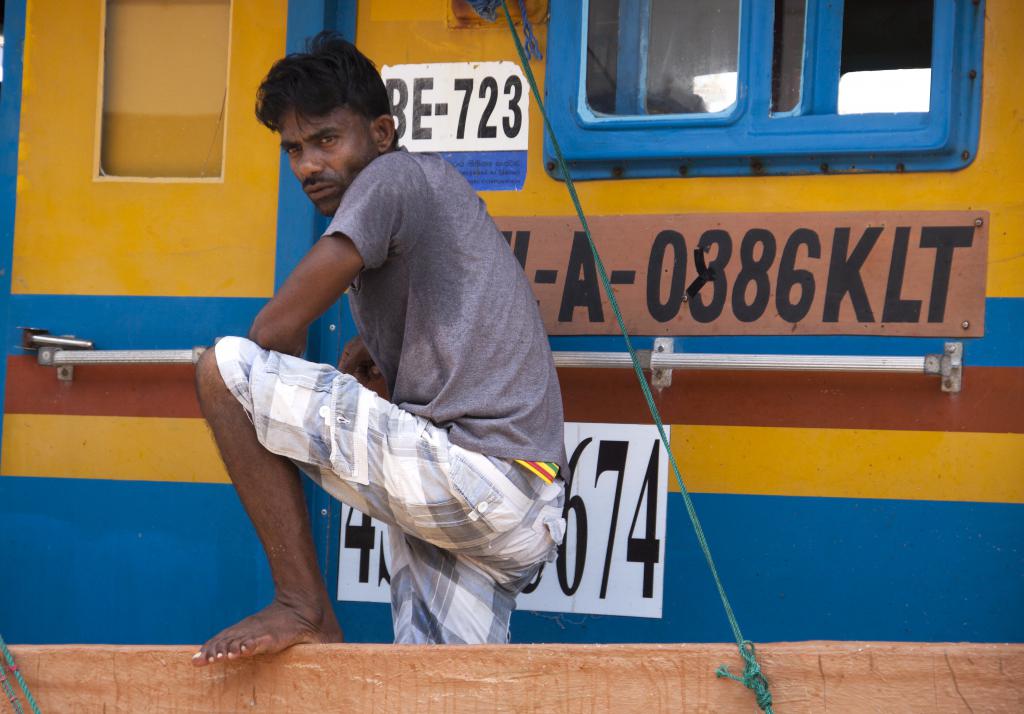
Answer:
339 335 389 399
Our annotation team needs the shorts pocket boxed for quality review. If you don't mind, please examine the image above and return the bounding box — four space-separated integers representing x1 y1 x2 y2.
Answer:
328 379 372 485
263 351 337 392
448 449 531 535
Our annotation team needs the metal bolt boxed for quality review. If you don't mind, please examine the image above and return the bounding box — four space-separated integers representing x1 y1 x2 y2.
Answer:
611 166 624 178
961 320 970 330
943 378 953 389
545 161 556 173
961 150 970 161
320 508 328 517
678 165 688 176
946 344 956 354
896 163 906 173
974 217 983 227
328 324 336 332
968 69 977 80
820 163 829 173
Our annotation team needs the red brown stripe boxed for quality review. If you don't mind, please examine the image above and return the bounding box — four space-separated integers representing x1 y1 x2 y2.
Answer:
558 365 1024 434
6 355 1022 434
4 355 201 418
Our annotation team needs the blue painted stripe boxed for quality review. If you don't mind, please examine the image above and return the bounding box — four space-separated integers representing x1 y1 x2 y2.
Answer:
0 0 27 451
551 297 1024 368
0 476 273 645
322 0 357 42
277 0 356 370
6 294 266 352
3 477 1020 644
510 494 1024 644
346 495 1024 645
7 295 1022 366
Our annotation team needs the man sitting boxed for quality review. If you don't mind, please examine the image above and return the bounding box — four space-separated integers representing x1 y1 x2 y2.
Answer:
191 32 566 664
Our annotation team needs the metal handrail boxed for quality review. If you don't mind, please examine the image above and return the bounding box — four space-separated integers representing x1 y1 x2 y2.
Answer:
42 349 203 366
553 350 928 373
38 347 931 373
23 331 963 392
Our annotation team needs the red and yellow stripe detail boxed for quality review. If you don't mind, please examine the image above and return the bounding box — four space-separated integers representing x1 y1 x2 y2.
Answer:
4 355 1022 504
515 459 559 484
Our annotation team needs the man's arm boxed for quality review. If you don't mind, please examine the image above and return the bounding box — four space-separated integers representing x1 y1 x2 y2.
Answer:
248 233 363 355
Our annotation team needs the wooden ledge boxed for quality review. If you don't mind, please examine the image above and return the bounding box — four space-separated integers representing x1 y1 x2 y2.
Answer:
9 642 1024 712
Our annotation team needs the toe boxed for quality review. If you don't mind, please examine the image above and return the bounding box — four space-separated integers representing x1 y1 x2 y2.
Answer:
247 634 275 656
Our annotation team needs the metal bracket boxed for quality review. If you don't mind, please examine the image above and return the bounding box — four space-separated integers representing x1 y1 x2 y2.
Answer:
651 338 674 389
923 341 963 394
37 346 74 382
23 328 94 382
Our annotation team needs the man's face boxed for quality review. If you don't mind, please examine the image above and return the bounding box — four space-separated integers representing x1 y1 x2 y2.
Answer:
279 106 386 217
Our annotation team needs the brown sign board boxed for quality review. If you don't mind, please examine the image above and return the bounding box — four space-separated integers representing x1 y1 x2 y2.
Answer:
494 212 988 336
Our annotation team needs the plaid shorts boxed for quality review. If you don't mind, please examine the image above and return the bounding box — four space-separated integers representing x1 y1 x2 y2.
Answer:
214 337 565 644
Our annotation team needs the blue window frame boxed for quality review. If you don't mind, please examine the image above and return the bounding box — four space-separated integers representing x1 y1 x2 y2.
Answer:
544 0 984 179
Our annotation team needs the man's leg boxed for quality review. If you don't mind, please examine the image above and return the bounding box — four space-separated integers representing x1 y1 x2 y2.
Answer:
192 347 342 666
385 461 565 644
193 336 563 651
388 530 519 644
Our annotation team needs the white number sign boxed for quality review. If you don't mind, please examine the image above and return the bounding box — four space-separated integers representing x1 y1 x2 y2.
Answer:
381 62 529 153
337 423 669 618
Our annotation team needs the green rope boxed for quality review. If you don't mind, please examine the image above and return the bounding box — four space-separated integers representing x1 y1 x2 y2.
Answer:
0 635 40 714
497 2 774 711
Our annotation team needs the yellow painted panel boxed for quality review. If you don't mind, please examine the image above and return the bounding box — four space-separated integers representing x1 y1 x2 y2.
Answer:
1 414 229 484
12 0 286 297
5 412 1019 505
668 425 1024 504
370 1 437 22
357 1 1024 297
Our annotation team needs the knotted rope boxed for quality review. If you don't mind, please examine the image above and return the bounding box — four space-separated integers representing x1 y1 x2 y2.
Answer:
0 635 41 714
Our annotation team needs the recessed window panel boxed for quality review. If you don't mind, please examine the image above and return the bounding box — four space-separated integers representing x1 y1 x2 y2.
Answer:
585 0 740 116
100 0 230 178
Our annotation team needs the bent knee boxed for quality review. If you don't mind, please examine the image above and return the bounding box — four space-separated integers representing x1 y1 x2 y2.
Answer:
195 337 254 400
195 347 226 401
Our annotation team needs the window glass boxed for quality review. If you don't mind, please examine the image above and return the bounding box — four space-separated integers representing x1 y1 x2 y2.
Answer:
585 0 619 114
771 0 805 113
585 0 740 116
100 0 230 177
646 0 740 114
837 0 932 115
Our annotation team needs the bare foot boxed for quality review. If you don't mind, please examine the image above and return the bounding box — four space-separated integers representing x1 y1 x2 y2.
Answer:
191 598 343 666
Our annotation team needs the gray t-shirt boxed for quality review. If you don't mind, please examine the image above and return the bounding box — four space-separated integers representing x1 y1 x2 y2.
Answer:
324 150 566 468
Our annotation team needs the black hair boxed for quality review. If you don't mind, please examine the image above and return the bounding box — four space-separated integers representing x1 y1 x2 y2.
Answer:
255 31 393 141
